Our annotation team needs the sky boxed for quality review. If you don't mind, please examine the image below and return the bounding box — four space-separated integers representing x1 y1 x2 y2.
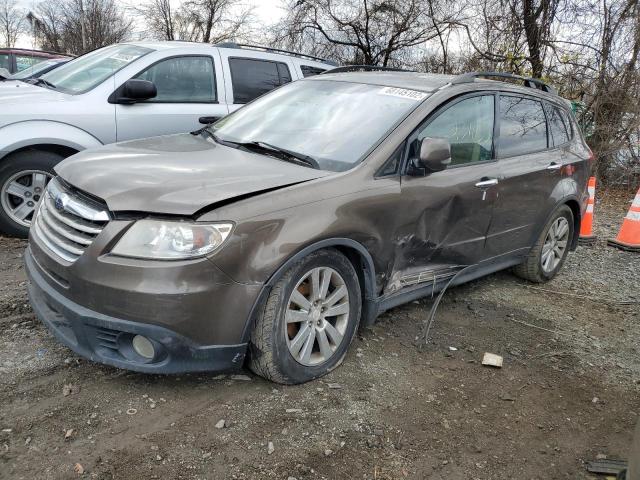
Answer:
14 0 286 48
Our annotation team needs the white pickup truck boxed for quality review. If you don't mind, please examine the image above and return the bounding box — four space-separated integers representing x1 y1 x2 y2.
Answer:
0 41 335 236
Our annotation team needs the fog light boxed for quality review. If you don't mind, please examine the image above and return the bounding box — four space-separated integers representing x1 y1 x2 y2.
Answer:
132 335 155 359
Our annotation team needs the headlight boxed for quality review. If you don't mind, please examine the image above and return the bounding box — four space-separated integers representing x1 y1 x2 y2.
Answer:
111 220 233 260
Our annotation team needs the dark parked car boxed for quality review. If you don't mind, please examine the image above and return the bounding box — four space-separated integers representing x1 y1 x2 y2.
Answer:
1 58 70 81
0 48 70 77
25 69 592 384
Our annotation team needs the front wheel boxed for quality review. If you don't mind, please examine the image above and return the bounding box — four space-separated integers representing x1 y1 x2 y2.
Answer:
0 150 63 237
513 205 574 283
248 248 362 384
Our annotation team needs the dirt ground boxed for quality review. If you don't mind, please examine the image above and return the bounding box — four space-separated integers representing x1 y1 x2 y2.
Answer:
1 190 639 480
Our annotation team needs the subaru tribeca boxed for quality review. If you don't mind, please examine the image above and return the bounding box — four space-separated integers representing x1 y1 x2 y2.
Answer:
25 69 592 384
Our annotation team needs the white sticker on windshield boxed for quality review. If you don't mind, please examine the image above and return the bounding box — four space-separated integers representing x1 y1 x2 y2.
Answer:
379 86 428 101
109 54 137 62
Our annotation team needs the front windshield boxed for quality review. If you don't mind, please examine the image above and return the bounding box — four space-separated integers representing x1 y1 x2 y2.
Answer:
212 80 428 172
41 44 152 94
10 59 59 79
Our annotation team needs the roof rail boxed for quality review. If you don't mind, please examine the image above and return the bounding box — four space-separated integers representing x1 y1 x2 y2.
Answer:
322 65 413 74
451 71 556 94
214 42 338 66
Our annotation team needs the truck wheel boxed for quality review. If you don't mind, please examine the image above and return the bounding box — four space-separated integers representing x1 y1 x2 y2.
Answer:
0 150 63 237
248 248 362 384
513 205 574 283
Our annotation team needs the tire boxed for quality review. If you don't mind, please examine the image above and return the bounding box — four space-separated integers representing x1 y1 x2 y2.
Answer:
0 150 64 238
248 248 362 384
513 205 574 283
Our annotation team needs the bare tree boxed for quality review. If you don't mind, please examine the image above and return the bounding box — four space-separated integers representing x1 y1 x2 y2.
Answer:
0 0 25 47
28 0 132 54
272 0 460 67
133 0 177 40
452 0 561 76
131 0 254 43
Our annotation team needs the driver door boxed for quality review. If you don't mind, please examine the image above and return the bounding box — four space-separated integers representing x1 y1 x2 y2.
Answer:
396 94 499 279
115 55 228 142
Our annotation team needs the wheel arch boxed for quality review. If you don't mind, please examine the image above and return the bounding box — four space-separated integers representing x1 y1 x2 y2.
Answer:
1 144 79 164
531 196 582 252
240 237 379 344
0 120 102 163
563 197 581 250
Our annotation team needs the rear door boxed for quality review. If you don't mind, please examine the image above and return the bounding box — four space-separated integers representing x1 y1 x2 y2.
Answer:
115 54 228 142
218 51 296 113
397 93 500 279
485 94 563 256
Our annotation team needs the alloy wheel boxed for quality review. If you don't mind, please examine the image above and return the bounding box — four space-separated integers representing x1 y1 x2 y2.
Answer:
285 267 350 366
541 217 569 273
0 170 52 228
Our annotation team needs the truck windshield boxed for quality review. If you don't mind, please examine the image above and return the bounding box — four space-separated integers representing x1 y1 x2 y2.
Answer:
40 44 152 94
211 80 428 172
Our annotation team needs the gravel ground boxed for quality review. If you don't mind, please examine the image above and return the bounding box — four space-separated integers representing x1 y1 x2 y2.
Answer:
0 191 639 480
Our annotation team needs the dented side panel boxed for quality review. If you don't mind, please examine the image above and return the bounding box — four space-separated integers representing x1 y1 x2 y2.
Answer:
387 162 500 294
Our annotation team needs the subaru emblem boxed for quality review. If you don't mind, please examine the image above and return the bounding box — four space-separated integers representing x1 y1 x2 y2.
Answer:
54 193 69 212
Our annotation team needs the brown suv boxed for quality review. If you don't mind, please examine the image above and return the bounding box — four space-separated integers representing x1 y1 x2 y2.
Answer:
25 69 592 384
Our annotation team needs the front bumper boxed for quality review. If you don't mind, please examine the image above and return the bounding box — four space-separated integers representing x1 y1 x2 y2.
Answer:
25 248 248 374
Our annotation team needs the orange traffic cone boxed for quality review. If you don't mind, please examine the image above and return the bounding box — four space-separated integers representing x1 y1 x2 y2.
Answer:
608 188 640 252
579 177 597 245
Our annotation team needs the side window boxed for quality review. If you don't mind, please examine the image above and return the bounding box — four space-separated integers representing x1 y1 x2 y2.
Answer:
301 65 327 77
416 95 495 166
0 54 10 71
15 55 43 72
547 105 571 146
277 63 291 83
229 58 291 104
135 56 216 103
498 95 548 157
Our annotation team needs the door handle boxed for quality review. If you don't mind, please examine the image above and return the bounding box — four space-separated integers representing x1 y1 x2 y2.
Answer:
199 116 221 125
546 162 562 171
475 178 499 188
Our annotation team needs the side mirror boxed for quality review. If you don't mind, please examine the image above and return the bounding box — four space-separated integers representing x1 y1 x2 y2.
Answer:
112 79 157 104
199 116 222 125
412 137 451 174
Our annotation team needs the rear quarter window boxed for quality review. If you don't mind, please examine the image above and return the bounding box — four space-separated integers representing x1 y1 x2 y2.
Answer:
498 95 548 157
547 105 572 146
300 65 327 77
229 58 292 104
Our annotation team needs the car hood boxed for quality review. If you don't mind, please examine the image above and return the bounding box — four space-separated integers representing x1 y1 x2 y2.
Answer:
0 81 69 104
55 133 332 216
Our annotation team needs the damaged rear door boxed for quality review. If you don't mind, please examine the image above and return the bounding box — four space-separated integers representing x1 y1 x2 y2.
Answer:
391 93 499 291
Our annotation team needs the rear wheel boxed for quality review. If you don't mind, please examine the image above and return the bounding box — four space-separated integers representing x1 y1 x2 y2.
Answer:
248 249 361 384
0 150 63 237
513 205 574 283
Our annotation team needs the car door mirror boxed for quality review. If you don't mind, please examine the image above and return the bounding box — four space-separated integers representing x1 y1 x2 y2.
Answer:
112 79 157 104
417 137 451 174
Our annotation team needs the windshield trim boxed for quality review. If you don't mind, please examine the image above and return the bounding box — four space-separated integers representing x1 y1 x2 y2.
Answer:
210 79 431 172
41 44 155 95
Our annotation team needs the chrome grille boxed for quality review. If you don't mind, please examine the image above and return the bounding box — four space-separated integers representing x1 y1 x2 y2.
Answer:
33 178 109 263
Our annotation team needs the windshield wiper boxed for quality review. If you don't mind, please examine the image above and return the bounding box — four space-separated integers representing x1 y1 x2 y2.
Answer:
30 78 57 89
197 128 241 148
237 141 320 169
196 131 320 169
